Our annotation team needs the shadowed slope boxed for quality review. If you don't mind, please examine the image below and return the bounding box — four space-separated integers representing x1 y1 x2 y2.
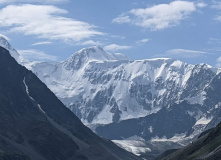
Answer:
158 122 221 160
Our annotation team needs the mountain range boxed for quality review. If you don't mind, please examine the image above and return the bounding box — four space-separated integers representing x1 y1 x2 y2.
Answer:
1 36 221 158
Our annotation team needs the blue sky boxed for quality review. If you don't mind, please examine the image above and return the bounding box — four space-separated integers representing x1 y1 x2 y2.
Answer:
0 0 221 67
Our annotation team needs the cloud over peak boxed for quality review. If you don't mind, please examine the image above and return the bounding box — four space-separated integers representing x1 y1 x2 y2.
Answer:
104 44 132 52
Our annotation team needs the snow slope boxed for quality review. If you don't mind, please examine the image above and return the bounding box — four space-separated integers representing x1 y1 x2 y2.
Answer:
29 48 220 126
27 46 221 150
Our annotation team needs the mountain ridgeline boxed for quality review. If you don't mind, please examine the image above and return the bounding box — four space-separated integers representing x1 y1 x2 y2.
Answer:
27 45 221 144
0 46 138 160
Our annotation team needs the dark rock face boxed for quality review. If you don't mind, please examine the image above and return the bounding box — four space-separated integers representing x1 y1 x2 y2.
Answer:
0 46 138 160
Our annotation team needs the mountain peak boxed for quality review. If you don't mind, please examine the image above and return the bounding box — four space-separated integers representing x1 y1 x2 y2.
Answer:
62 46 128 70
79 46 104 53
0 35 13 51
75 46 127 62
0 35 24 63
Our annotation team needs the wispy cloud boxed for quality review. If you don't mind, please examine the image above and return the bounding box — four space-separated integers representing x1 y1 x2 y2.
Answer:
104 44 132 52
0 4 103 43
215 16 221 22
111 35 126 39
155 49 210 59
164 49 209 58
211 1 221 9
216 57 221 68
113 1 206 31
136 38 150 44
77 40 102 46
31 41 52 46
211 1 221 22
18 49 58 61
112 15 131 24
0 33 10 41
208 38 221 44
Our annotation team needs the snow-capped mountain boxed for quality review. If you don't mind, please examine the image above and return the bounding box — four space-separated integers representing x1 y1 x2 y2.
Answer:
28 46 221 158
29 48 220 127
2 35 221 158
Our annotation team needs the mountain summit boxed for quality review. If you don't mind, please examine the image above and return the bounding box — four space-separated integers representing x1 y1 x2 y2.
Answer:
62 46 128 70
0 36 27 65
0 36 20 61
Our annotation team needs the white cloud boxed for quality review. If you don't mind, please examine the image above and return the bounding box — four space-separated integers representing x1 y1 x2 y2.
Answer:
165 49 208 58
18 49 58 61
0 33 10 41
211 1 221 22
215 16 221 22
31 41 52 46
208 38 221 44
196 2 207 8
112 15 131 24
104 44 132 52
77 40 102 46
111 35 126 39
0 4 103 43
216 57 221 68
113 1 205 30
136 38 150 44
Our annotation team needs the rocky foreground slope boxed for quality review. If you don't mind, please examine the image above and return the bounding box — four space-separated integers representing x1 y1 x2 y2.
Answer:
157 122 221 160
